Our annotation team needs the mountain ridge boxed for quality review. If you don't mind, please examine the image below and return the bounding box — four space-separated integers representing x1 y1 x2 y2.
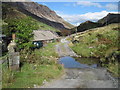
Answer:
74 13 120 33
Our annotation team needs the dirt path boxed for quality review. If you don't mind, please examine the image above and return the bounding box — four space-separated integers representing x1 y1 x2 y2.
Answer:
55 38 77 57
38 38 118 88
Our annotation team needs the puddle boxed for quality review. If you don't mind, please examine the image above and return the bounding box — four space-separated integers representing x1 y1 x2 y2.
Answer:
59 56 99 68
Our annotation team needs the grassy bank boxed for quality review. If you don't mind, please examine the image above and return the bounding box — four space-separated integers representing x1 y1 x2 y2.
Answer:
69 24 120 77
2 42 64 88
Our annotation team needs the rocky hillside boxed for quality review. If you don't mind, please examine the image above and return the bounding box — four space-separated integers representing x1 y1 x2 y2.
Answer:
19 2 74 29
75 13 120 33
3 2 74 30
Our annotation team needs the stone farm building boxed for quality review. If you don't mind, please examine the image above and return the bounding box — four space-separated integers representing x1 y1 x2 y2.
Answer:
33 30 60 46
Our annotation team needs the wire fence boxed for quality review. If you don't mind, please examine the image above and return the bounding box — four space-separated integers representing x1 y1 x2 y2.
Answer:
0 54 8 64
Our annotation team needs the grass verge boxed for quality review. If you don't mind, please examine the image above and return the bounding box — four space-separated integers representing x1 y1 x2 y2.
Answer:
69 24 120 77
2 42 64 88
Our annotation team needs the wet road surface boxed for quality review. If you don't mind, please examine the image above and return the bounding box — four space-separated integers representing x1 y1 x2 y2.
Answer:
39 38 118 88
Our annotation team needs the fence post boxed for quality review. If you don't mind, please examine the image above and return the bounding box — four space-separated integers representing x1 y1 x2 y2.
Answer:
7 40 20 71
8 52 20 71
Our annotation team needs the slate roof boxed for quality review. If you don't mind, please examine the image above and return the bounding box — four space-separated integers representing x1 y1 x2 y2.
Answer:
33 30 59 41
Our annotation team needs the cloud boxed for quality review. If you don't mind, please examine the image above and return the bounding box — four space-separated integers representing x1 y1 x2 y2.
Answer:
75 1 118 11
41 3 47 6
75 1 102 8
57 11 118 26
105 4 118 10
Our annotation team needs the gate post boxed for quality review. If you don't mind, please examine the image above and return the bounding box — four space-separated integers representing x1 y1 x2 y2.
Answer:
8 52 20 71
7 40 20 71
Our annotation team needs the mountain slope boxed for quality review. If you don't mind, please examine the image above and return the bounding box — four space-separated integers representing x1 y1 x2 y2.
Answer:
4 2 74 30
19 2 74 29
77 21 101 32
98 13 120 26
2 3 60 32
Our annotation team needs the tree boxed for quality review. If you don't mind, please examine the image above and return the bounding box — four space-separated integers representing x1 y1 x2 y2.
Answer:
3 17 39 50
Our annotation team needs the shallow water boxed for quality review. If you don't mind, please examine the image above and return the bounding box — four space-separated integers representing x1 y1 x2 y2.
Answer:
41 57 118 88
59 56 99 68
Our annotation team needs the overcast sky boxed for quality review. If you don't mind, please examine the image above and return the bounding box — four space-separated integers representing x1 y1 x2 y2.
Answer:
37 2 118 26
